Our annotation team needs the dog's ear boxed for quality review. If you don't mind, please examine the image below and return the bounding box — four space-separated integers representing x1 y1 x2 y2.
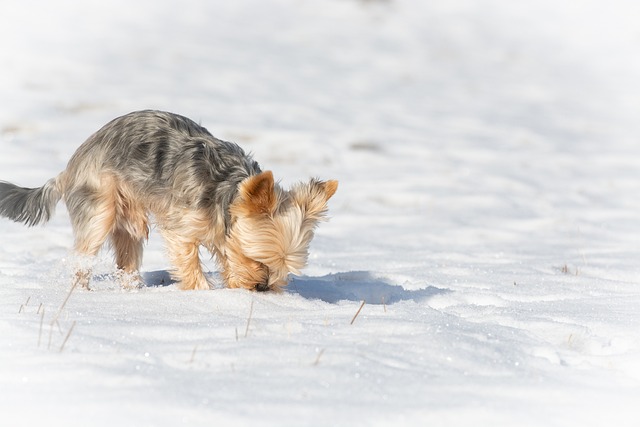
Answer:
238 171 277 215
322 180 339 201
293 178 338 221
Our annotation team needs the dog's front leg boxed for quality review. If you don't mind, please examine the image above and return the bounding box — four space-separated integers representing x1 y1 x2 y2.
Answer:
160 230 210 290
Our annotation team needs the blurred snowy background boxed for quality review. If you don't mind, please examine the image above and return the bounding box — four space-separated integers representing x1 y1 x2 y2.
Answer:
1 1 640 426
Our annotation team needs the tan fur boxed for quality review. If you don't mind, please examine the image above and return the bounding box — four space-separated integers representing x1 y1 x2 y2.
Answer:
225 172 338 292
156 209 219 290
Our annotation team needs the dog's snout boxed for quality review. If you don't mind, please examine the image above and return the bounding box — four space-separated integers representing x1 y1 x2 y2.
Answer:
255 282 270 292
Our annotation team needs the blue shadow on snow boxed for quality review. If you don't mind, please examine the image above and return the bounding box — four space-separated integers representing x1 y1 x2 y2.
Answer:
141 270 445 305
287 271 447 305
142 270 176 287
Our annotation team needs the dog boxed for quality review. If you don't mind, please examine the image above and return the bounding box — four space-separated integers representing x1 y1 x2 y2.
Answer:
0 110 338 292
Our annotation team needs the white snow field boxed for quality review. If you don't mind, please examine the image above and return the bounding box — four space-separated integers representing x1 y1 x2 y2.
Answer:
1 0 640 425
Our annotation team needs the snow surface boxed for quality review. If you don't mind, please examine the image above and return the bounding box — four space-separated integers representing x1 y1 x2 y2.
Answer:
1 0 640 425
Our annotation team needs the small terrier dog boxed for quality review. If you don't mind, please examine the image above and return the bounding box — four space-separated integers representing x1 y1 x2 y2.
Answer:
0 110 338 292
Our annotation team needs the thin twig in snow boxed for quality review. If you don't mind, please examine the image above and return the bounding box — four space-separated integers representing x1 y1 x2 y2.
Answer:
48 322 54 350
19 296 31 312
350 300 366 325
38 307 45 348
47 282 78 350
59 321 76 353
52 282 78 326
189 345 198 364
313 348 326 366
48 319 62 350
244 300 254 338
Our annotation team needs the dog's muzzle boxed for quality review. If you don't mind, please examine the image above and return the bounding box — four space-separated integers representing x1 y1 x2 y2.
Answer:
255 282 270 292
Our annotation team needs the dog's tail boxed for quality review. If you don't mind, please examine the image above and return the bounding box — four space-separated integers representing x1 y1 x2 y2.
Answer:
0 175 64 226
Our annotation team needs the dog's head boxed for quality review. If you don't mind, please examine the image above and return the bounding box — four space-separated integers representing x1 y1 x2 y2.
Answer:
223 171 338 292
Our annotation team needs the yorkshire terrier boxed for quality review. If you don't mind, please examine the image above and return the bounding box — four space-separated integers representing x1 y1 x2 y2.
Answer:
0 110 338 291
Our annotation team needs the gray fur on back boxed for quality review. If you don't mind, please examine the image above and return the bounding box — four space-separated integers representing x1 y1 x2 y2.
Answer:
1 110 262 231
65 110 262 229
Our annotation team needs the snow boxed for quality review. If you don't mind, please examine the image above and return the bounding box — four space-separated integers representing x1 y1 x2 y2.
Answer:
1 0 640 425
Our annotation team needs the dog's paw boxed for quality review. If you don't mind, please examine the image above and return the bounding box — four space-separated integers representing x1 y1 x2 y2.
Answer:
116 269 144 290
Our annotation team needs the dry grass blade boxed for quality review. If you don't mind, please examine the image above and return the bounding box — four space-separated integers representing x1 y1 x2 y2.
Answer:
244 300 254 338
19 296 31 312
48 282 79 350
189 345 198 364
560 263 580 276
350 300 366 325
312 348 326 366
52 282 78 325
38 307 45 348
59 321 76 352
48 319 62 350
48 322 54 350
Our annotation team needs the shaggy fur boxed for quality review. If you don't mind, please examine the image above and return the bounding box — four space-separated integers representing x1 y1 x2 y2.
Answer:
0 110 338 291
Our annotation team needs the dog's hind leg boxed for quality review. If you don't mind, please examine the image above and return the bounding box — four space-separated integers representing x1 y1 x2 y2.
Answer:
111 228 145 288
112 228 144 273
65 175 118 289
111 190 148 288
